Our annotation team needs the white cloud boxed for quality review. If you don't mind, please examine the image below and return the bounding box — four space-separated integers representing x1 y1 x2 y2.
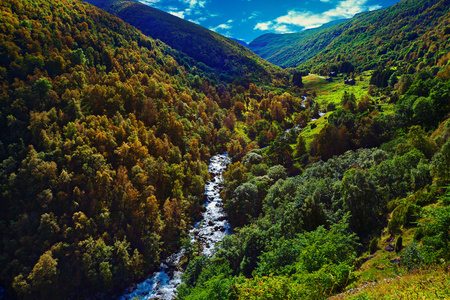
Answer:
171 0 207 19
169 10 185 18
138 0 161 6
182 0 206 8
323 0 371 18
275 11 329 28
369 5 382 11
188 16 207 24
182 0 196 8
166 0 208 20
254 21 273 31
210 22 233 32
254 0 377 32
274 25 292 33
223 31 233 37
219 24 232 29
249 11 260 20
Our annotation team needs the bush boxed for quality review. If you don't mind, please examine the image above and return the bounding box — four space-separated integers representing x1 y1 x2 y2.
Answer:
395 235 403 253
326 102 336 112
250 163 268 176
387 212 401 235
400 242 424 271
369 237 379 254
421 204 450 262
242 152 263 168
267 165 287 181
413 227 424 242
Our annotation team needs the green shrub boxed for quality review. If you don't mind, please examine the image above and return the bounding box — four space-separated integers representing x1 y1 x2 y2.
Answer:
387 212 401 235
395 235 403 253
267 165 287 181
369 237 379 254
421 205 450 262
250 163 268 176
413 227 424 241
400 242 424 271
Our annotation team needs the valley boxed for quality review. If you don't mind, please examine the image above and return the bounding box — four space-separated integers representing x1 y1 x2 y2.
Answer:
0 0 449 299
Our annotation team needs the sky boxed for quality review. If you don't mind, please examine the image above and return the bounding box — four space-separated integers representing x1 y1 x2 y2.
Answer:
138 0 402 43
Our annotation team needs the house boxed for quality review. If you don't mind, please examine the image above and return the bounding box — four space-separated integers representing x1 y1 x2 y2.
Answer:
326 77 333 82
329 71 337 77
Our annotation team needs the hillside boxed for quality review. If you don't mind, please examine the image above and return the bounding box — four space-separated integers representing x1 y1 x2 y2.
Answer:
248 19 347 68
249 0 450 72
174 1 450 299
177 59 450 299
84 0 280 82
0 0 291 298
2 0 450 298
306 0 450 74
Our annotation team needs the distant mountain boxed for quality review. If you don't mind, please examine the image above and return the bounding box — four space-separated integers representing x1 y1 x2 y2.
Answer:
85 0 280 82
304 0 450 73
248 19 348 68
249 0 450 72
230 38 249 47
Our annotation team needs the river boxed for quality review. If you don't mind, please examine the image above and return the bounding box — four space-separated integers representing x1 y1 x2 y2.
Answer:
120 153 231 300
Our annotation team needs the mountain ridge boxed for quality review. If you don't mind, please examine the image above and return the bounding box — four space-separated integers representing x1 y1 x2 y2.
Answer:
84 0 282 83
248 0 450 71
248 19 349 68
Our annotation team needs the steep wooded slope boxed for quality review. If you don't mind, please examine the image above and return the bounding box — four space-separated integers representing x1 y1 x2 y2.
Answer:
249 0 450 72
85 0 281 82
306 0 450 73
248 19 347 68
0 0 288 298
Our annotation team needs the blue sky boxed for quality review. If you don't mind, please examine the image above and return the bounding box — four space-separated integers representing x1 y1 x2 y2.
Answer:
138 0 402 43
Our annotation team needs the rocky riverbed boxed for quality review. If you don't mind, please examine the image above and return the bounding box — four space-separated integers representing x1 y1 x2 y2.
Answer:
120 153 231 300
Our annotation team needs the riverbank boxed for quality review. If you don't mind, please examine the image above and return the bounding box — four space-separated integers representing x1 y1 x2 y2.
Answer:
120 154 231 300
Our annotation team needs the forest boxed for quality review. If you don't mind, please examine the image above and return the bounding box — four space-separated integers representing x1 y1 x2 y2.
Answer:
250 0 450 71
0 0 450 299
0 0 290 297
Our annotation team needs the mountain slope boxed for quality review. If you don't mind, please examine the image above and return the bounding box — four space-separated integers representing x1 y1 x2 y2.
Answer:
248 19 348 68
0 0 290 298
85 0 281 82
306 0 450 73
249 0 450 71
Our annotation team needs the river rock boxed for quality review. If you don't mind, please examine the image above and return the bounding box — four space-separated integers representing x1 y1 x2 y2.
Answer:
385 244 394 252
120 154 231 299
390 258 401 264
